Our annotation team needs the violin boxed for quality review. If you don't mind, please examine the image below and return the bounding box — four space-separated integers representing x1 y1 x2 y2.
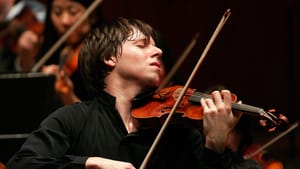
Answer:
63 46 80 77
244 144 284 169
243 122 298 169
0 1 45 55
59 44 81 77
31 0 104 72
54 44 81 97
132 85 289 131
0 162 5 169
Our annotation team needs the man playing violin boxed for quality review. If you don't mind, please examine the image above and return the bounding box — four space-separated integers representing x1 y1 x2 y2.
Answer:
7 17 260 169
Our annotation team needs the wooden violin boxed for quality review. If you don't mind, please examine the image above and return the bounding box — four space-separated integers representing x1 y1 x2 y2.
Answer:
59 44 81 77
0 1 45 56
243 122 298 169
0 162 5 169
132 85 289 131
244 144 284 169
31 0 104 72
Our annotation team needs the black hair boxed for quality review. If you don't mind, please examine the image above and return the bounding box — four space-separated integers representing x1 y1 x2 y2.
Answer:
78 17 172 98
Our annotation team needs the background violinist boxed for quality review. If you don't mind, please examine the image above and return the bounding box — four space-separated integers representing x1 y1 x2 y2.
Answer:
0 0 46 73
15 0 103 106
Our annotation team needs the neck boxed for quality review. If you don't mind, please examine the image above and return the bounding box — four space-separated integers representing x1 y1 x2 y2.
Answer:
104 77 145 133
115 95 138 133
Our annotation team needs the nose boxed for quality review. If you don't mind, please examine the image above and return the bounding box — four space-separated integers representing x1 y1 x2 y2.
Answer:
60 12 73 27
152 45 163 58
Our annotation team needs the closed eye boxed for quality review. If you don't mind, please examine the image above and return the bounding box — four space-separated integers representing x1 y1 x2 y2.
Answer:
136 43 146 48
133 38 148 48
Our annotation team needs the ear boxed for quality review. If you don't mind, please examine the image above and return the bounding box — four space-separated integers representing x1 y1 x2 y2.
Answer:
104 56 117 67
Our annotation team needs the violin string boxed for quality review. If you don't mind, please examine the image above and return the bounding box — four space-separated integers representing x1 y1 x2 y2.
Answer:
191 92 276 121
139 9 232 169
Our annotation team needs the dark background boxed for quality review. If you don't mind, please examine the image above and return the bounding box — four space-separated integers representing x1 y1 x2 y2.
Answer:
100 0 299 167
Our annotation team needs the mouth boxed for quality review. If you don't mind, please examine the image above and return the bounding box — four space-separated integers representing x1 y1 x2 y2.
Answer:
150 62 161 68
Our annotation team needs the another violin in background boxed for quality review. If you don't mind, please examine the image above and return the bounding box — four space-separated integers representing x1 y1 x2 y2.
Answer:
59 44 81 77
0 0 46 73
0 0 46 57
243 122 299 169
0 162 5 169
244 144 284 169
29 0 104 105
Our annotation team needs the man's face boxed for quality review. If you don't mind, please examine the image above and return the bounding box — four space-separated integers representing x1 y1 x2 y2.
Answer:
114 29 164 88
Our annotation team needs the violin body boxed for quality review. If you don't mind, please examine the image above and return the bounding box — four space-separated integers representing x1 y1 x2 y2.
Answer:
132 85 236 129
62 45 80 77
131 85 288 131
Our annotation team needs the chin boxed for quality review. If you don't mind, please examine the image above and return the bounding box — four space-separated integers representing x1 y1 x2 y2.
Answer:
143 74 160 86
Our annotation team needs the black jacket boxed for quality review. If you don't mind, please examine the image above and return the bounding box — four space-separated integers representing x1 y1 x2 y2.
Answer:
7 91 262 169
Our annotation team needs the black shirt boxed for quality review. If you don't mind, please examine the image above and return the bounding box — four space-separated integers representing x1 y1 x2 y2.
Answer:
6 91 260 169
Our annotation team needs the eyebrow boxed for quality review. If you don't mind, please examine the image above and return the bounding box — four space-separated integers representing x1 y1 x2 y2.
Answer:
131 37 147 43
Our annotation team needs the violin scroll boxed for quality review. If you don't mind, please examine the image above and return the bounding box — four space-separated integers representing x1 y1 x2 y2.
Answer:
258 109 289 132
189 88 289 132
